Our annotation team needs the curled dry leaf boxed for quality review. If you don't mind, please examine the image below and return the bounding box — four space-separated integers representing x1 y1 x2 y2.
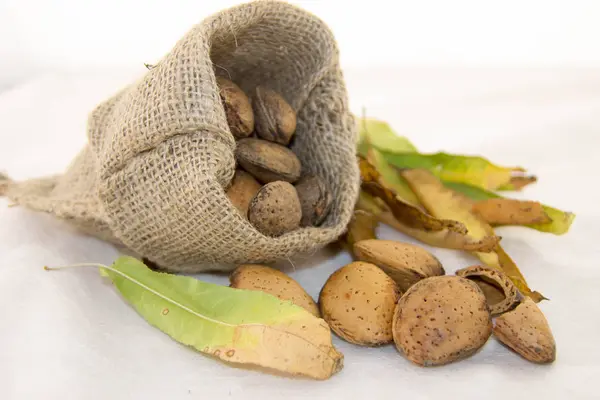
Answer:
455 265 521 316
359 158 467 234
353 239 444 292
356 191 500 252
401 169 544 302
493 297 556 363
230 264 320 317
392 276 492 366
367 148 420 206
472 199 552 226
319 261 401 346
340 210 378 253
73 257 343 380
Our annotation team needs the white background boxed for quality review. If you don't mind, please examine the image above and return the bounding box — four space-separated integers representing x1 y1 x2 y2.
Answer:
1 1 600 399
1 0 600 86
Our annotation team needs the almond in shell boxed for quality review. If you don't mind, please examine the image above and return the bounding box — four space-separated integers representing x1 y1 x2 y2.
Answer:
493 297 556 363
392 276 492 366
236 138 302 184
319 261 401 346
226 169 262 219
247 181 301 237
353 239 444 292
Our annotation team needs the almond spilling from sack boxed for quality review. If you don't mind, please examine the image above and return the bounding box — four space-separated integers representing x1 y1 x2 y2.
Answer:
456 265 521 316
493 297 556 363
319 261 401 346
353 239 444 292
230 264 320 317
392 276 492 366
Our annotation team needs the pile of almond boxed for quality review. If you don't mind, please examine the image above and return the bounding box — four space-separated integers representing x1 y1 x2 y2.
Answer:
230 238 556 367
218 77 332 236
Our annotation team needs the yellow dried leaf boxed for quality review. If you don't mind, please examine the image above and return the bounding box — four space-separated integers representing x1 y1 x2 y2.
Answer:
359 158 465 233
356 191 499 252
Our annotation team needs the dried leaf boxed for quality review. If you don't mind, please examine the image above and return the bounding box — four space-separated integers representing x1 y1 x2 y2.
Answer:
499 175 538 191
444 181 575 235
402 169 543 301
356 191 499 253
473 199 552 225
359 158 466 233
48 257 343 380
366 148 420 206
382 151 536 191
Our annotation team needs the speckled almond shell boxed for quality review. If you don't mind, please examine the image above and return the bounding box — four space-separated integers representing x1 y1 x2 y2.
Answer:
236 138 302 184
353 239 444 292
319 261 401 346
493 297 556 363
392 276 492 366
248 181 302 237
230 264 319 317
216 77 254 139
253 86 297 145
456 265 522 316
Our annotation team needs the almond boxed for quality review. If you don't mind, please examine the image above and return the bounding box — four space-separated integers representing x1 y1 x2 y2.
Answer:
248 181 301 237
216 77 254 139
353 239 444 291
456 265 521 316
230 264 319 317
225 169 262 219
392 276 492 366
236 138 301 184
319 261 401 346
493 297 556 363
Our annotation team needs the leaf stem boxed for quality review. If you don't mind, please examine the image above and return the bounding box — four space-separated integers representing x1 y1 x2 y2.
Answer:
45 263 237 327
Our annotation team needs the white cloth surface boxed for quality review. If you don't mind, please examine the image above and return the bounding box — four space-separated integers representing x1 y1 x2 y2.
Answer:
1 67 599 399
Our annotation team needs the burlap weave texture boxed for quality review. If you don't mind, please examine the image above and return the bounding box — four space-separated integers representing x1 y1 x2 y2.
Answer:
2 1 360 272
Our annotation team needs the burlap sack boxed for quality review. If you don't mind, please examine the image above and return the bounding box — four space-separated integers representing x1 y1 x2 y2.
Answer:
1 0 360 272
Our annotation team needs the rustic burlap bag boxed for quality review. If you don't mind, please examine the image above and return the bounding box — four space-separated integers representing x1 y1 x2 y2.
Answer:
1 0 359 272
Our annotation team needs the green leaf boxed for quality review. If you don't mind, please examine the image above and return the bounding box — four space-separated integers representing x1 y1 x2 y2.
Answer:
382 151 535 192
356 118 417 156
443 181 575 235
73 257 343 380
